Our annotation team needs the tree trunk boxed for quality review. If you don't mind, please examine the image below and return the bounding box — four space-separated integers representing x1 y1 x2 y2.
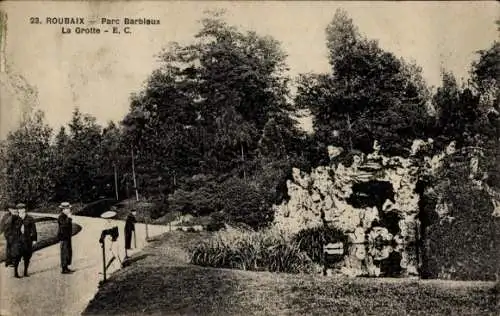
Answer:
241 143 246 181
131 147 139 201
113 164 119 200
346 113 353 151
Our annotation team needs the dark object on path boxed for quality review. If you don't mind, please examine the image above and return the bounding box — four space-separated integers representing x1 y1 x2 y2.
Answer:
99 227 119 244
58 202 74 274
121 254 150 268
99 226 119 282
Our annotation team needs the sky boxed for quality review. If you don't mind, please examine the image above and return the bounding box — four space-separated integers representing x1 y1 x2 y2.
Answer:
0 1 498 138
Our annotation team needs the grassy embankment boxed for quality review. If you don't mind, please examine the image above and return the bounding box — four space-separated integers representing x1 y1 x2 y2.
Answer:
83 230 499 316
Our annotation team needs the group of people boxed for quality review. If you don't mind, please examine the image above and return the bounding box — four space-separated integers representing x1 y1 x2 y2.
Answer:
1 201 137 278
0 201 75 277
0 203 37 278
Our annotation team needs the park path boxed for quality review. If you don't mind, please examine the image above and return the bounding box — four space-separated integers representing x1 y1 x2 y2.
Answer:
0 214 172 316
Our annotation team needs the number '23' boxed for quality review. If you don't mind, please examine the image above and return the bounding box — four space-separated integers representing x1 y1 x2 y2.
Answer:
30 17 41 24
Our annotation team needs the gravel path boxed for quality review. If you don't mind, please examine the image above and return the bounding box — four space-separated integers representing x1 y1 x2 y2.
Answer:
0 214 171 316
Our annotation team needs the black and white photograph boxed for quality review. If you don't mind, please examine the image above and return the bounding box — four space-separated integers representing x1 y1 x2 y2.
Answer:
0 1 499 315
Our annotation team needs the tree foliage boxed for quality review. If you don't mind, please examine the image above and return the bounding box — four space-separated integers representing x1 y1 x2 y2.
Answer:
296 9 433 157
50 111 129 203
121 12 304 224
423 32 499 280
4 110 53 206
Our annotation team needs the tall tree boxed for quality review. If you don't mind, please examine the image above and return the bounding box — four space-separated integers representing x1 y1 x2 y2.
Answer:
51 126 71 201
99 121 124 199
423 34 500 279
296 9 433 157
122 12 300 193
432 71 483 149
470 41 500 191
0 140 8 205
471 41 499 110
60 108 103 202
4 110 53 206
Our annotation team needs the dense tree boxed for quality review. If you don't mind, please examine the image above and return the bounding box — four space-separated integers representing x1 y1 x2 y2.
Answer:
98 121 125 199
471 41 499 107
296 9 433 157
470 41 500 190
55 109 103 202
122 12 302 201
423 30 500 280
0 140 8 206
432 71 483 149
51 126 71 201
50 111 132 203
431 54 498 187
4 110 53 206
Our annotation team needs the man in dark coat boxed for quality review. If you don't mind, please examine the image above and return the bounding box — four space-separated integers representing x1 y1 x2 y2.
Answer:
9 206 23 278
58 202 73 274
124 210 137 258
0 203 17 267
14 204 37 277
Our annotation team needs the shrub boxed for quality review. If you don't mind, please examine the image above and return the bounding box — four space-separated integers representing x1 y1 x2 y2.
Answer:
168 183 221 216
146 202 170 220
206 212 226 232
190 227 314 274
76 198 117 217
165 172 280 229
426 186 498 280
219 177 274 230
253 158 293 206
292 225 348 263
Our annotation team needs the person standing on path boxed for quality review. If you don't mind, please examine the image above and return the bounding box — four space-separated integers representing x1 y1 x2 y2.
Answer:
58 202 73 274
9 206 23 278
0 203 17 267
14 204 37 277
124 210 137 259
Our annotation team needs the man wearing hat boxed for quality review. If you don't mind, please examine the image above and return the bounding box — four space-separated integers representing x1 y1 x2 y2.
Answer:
0 203 17 267
13 203 37 277
58 202 73 274
124 209 137 259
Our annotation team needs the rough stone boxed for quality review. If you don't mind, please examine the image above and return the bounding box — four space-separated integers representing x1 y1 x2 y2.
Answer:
273 139 451 244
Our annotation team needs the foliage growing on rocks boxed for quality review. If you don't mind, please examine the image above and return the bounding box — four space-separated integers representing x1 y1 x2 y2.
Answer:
292 225 348 263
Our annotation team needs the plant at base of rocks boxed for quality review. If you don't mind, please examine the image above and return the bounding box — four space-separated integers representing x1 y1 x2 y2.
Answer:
292 225 348 263
190 227 314 273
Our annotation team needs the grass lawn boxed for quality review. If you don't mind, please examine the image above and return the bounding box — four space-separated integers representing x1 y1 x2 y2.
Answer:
83 231 499 316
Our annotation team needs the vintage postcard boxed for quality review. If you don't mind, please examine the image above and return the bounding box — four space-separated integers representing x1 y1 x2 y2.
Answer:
0 1 498 315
